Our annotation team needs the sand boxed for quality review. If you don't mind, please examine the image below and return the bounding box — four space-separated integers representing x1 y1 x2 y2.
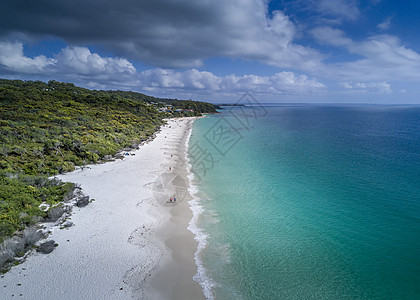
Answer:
0 118 205 300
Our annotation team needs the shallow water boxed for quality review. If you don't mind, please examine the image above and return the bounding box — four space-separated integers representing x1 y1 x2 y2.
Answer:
189 105 420 300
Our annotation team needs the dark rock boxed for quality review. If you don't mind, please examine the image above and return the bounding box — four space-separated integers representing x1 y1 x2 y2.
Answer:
62 220 73 228
0 250 14 267
103 155 114 161
63 185 77 202
115 153 124 159
3 237 25 255
22 227 43 247
76 196 89 207
37 240 56 254
47 206 65 221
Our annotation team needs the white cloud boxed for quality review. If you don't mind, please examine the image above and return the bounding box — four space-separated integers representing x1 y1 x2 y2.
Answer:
0 41 136 83
377 17 392 30
316 0 360 21
311 27 353 47
56 46 136 76
0 0 323 70
0 41 55 73
311 28 420 81
338 35 420 80
339 81 392 94
0 41 325 96
223 72 326 94
139 69 325 95
139 69 221 90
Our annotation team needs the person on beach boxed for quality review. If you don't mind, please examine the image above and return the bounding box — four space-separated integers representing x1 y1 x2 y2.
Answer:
170 198 172 202
174 197 176 202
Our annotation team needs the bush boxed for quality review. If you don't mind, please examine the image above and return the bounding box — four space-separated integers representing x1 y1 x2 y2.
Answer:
47 206 65 221
0 227 43 269
22 227 43 247
0 78 218 245
0 173 73 243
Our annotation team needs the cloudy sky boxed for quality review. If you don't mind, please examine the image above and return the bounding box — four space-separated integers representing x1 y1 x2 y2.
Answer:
1 0 419 103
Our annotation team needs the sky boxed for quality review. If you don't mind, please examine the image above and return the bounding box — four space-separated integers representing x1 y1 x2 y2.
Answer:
0 0 420 104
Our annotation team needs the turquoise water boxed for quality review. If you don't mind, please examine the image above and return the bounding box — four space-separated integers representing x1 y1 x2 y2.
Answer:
188 105 420 300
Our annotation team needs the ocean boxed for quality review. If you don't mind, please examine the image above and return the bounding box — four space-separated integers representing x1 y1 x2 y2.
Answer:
187 104 420 300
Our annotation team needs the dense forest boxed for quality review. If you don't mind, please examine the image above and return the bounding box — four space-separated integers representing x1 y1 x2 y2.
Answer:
0 79 219 244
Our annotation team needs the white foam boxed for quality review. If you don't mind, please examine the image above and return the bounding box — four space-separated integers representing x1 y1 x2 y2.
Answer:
184 125 216 300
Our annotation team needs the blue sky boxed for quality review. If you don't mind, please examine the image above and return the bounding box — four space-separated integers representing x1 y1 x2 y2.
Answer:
0 0 419 103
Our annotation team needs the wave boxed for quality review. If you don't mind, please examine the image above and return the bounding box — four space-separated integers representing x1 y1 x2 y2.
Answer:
184 122 216 300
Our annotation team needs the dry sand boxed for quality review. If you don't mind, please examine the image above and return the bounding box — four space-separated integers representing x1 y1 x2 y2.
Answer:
0 118 205 299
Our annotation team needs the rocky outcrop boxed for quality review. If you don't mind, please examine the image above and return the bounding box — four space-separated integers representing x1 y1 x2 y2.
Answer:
36 240 57 254
76 196 90 207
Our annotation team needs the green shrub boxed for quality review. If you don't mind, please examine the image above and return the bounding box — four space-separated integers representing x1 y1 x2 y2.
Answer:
0 78 218 243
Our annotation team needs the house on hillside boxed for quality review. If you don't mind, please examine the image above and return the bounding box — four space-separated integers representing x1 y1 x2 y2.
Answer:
175 108 194 112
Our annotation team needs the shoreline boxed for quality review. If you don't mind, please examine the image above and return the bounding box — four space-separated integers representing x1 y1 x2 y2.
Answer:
144 118 205 299
0 117 205 299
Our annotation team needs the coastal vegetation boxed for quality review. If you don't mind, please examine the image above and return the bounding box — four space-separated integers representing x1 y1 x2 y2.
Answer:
0 79 218 245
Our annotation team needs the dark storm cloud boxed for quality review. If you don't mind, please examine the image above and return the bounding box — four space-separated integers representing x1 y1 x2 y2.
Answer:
0 0 322 68
2 0 417 95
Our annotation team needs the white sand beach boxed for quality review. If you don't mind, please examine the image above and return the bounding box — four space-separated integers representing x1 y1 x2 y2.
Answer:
0 118 205 299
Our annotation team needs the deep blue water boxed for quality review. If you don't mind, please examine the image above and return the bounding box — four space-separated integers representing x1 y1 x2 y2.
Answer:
188 105 420 300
